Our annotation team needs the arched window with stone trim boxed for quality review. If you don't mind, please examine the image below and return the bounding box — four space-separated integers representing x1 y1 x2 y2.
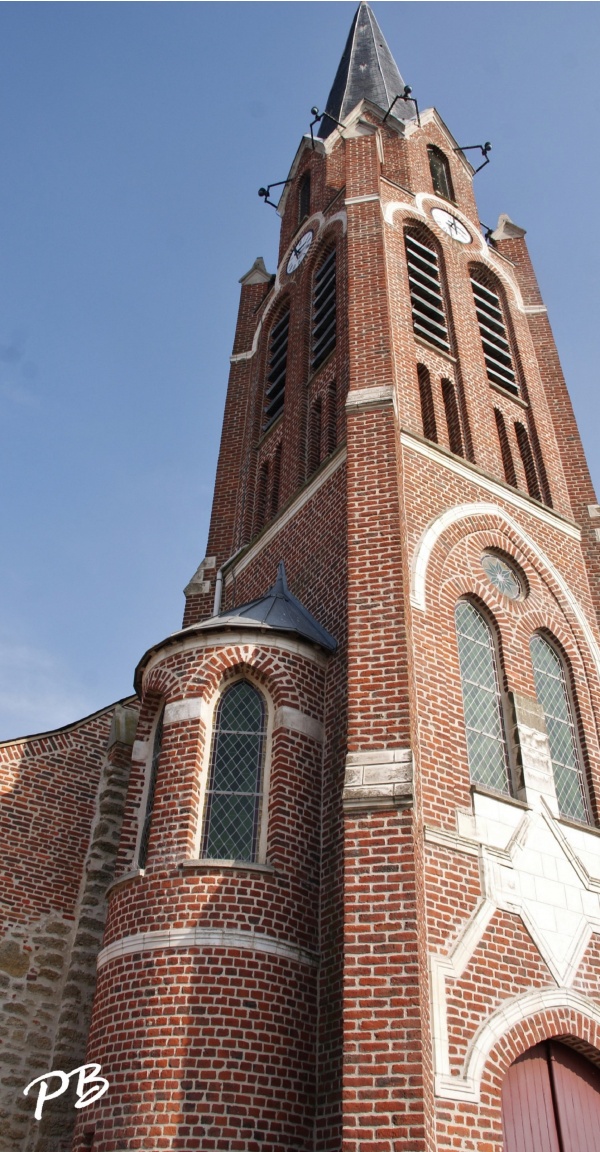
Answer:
530 634 589 823
138 705 165 868
455 600 511 794
202 681 267 862
427 145 454 201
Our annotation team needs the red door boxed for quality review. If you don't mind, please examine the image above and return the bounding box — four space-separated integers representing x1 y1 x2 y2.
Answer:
502 1041 600 1152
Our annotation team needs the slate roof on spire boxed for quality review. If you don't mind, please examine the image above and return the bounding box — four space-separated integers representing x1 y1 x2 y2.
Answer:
318 2 407 139
201 562 337 653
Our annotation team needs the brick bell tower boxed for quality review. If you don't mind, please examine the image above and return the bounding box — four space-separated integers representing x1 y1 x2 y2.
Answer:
75 5 600 1151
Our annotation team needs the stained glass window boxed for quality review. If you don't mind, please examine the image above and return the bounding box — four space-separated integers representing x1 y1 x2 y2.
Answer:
530 635 588 822
455 600 511 793
202 681 266 861
481 552 522 600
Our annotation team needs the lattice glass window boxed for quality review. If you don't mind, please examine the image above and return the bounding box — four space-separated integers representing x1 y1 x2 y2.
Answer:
138 707 164 868
530 635 588 822
405 231 450 353
455 601 511 793
202 681 266 861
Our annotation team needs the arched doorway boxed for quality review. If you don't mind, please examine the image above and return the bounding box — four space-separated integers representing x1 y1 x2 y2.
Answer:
502 1040 600 1151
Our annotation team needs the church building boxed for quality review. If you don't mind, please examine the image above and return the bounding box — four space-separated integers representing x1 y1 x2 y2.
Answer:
3 5 600 1150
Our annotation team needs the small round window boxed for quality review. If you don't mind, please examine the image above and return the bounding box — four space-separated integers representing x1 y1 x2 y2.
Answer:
481 552 523 600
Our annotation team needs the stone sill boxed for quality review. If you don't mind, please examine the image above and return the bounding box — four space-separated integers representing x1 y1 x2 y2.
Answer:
557 814 600 839
343 792 414 814
414 334 457 365
180 858 276 875
489 379 529 409
106 868 143 896
470 784 529 810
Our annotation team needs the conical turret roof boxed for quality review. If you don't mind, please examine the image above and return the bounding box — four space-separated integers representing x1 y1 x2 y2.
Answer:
200 562 337 653
318 2 407 138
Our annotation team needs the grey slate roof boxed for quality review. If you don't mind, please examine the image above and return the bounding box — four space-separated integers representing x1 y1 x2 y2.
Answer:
318 2 407 139
202 562 337 653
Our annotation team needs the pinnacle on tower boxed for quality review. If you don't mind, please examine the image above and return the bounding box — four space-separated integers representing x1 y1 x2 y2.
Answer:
318 2 407 138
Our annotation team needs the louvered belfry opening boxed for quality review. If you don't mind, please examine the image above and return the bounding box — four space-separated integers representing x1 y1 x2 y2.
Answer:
312 249 336 372
405 230 450 353
471 272 518 395
264 309 290 429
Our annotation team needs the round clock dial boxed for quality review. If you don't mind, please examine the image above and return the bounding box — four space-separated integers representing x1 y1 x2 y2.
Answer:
431 207 471 244
286 229 313 274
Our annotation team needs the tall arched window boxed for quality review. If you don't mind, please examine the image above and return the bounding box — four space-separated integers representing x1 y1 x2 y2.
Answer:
202 681 267 861
455 601 511 793
494 408 517 487
515 421 542 502
418 364 437 443
530 635 588 822
138 706 165 868
428 145 454 201
442 378 464 457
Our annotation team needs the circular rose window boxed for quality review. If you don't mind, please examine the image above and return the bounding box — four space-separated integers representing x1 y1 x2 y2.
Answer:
481 552 523 600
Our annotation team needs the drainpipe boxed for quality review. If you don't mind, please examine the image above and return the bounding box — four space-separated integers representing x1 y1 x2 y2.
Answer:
212 546 245 617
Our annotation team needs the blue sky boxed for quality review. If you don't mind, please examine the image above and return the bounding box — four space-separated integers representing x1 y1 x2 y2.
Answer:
0 1 598 738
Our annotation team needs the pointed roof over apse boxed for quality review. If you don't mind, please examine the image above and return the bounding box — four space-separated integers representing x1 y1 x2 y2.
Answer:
204 561 337 653
318 2 407 139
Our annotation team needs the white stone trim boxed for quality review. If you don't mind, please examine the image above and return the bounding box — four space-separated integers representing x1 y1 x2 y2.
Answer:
436 987 600 1102
343 748 413 811
131 739 149 764
408 498 600 686
163 698 207 726
230 350 255 363
274 706 324 744
97 926 319 971
384 194 537 315
142 631 328 692
523 305 548 315
429 790 600 1100
345 385 394 410
430 899 497 1087
402 433 581 545
345 194 381 205
224 447 346 585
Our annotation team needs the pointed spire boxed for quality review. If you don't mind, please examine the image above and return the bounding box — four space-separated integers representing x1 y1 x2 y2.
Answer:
318 2 407 139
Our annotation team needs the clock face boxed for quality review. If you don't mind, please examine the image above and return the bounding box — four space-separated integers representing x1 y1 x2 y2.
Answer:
431 207 471 244
286 229 313 274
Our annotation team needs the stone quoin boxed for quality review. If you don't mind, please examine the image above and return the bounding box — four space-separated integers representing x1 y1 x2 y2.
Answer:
2 4 600 1151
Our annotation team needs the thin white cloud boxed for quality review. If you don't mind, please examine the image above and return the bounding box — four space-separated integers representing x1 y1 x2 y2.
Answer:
0 634 93 741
